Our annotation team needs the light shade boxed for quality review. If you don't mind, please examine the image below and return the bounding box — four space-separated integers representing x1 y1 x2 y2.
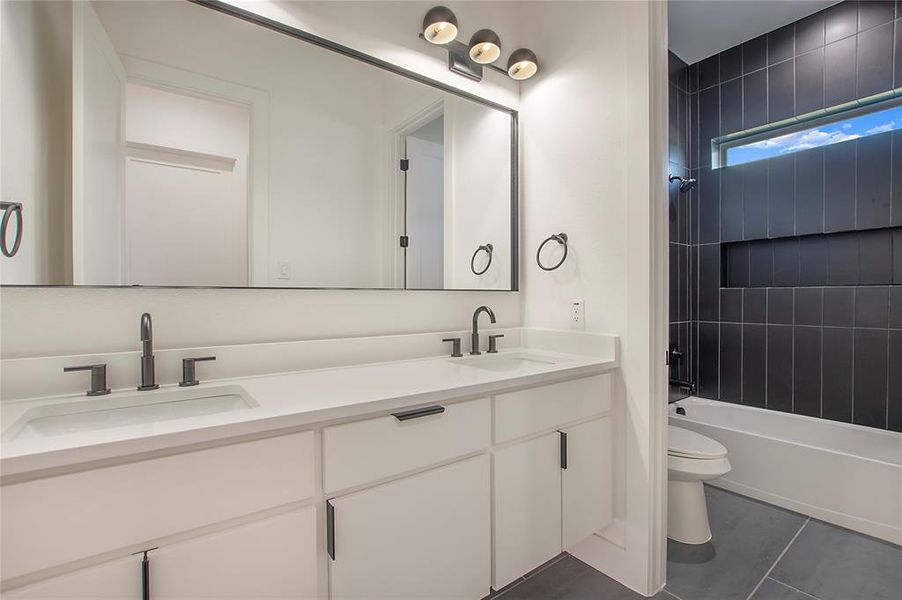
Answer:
468 29 502 64
422 6 458 45
507 48 538 80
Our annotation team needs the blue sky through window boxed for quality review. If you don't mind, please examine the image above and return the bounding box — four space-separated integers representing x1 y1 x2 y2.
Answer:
725 103 902 166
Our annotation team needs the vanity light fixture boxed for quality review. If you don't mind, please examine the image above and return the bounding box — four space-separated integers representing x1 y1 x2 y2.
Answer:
422 6 458 44
468 29 502 64
507 48 538 81
419 7 539 82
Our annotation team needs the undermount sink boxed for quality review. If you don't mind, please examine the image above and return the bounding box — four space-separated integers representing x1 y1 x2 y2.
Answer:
453 353 558 372
3 385 257 442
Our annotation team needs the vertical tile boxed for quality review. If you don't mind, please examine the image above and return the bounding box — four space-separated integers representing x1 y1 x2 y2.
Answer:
824 141 856 232
859 0 894 31
823 287 855 326
689 92 699 170
721 165 744 242
768 288 794 324
691 244 699 321
888 331 902 432
892 130 902 226
743 70 768 130
698 322 720 399
827 231 860 285
678 322 690 382
720 45 743 82
721 288 743 322
768 60 795 123
825 0 859 43
726 243 750 288
795 148 825 235
690 168 700 245
689 62 699 93
749 241 774 287
743 324 767 407
743 161 768 240
698 55 720 90
678 177 690 245
794 326 822 417
669 244 678 322
743 35 767 73
698 87 719 168
768 155 795 238
767 326 794 412
822 327 854 423
855 286 890 328
824 36 857 106
768 23 795 65
856 132 892 230
698 167 720 244
679 244 690 321
669 51 689 89
853 329 888 428
668 173 680 242
890 286 902 328
857 21 894 97
799 235 828 285
720 323 743 403
895 19 902 91
796 10 826 54
772 238 800 286
795 48 825 116
698 244 721 321
795 287 823 326
720 78 743 135
859 229 893 284
894 229 902 283
744 288 767 323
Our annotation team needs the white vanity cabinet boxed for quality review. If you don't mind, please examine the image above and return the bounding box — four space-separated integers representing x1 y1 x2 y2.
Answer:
328 454 491 600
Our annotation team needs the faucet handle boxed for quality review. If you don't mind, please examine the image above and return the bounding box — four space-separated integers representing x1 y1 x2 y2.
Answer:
64 364 111 396
487 334 505 354
180 356 217 387
442 338 463 358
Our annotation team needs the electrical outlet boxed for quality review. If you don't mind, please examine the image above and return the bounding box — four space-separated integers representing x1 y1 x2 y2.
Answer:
570 299 585 329
277 261 291 280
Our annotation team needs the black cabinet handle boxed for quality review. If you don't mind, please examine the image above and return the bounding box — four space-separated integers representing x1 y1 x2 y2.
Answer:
391 405 445 421
560 431 568 470
326 500 335 560
132 548 158 600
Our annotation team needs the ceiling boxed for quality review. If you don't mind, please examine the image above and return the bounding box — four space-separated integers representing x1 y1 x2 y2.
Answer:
668 0 842 65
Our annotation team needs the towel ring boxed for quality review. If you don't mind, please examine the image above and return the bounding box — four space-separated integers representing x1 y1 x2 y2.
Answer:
536 233 568 271
0 202 23 258
470 243 493 275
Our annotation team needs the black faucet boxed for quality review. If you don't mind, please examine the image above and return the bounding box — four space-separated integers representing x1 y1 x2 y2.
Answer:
470 306 497 355
137 313 159 390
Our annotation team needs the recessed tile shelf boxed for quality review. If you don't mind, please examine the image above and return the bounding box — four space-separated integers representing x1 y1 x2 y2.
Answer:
721 227 902 288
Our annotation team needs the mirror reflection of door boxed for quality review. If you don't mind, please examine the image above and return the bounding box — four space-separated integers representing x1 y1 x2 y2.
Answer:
404 115 444 290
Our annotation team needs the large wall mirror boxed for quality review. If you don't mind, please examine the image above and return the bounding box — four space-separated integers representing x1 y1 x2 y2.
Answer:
1 0 517 290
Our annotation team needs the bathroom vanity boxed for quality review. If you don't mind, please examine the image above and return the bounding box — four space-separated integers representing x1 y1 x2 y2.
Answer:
1 335 618 598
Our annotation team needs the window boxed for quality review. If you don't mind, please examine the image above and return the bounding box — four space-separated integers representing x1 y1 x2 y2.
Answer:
722 101 902 167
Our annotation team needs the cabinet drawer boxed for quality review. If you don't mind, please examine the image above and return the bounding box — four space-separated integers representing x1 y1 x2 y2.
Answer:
1 431 314 581
494 374 611 443
323 397 490 493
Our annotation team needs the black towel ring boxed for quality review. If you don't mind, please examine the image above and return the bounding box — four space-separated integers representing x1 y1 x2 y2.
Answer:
0 202 23 258
536 233 568 271
470 243 493 275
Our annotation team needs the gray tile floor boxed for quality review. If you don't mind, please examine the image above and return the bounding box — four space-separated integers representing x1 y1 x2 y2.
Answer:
492 486 902 600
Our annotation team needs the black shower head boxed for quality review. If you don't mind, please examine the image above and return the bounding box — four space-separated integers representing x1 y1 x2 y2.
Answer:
669 174 697 193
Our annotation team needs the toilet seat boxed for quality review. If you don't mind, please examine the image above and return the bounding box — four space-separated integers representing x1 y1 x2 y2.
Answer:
668 426 727 460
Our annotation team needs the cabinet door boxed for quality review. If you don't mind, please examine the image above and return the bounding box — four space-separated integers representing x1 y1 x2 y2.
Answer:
4 555 137 599
492 432 562 589
562 416 613 549
329 455 490 600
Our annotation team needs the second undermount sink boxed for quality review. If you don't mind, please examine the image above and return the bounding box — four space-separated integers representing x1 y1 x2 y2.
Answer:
3 385 257 442
453 352 559 372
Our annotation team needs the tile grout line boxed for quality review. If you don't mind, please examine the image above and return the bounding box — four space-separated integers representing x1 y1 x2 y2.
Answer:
491 553 568 599
765 577 823 600
662 588 686 600
744 517 810 600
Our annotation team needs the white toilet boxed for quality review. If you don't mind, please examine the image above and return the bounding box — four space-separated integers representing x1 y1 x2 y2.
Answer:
667 425 731 544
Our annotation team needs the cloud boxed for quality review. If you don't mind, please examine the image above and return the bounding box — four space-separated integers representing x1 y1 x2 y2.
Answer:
743 127 861 154
865 121 895 135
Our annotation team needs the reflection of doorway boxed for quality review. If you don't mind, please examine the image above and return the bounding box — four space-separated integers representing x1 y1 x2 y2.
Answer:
403 114 444 289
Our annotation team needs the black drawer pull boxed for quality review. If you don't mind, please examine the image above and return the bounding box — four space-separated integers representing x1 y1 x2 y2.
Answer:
392 405 445 421
560 431 568 470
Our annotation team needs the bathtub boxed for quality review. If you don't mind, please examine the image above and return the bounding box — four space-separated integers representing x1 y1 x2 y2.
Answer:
670 397 902 546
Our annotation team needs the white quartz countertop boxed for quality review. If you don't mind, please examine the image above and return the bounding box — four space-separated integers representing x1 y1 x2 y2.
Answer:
1 347 616 477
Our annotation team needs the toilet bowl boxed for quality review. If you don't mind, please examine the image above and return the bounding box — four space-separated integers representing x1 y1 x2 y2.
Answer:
667 425 730 544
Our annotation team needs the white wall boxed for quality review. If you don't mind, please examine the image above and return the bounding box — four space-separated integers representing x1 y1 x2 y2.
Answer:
519 1 667 595
0 0 70 285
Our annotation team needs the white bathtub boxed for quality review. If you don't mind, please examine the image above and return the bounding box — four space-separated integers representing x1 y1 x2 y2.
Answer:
670 397 902 546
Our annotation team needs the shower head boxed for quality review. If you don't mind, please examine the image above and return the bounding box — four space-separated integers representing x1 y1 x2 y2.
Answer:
669 174 697 193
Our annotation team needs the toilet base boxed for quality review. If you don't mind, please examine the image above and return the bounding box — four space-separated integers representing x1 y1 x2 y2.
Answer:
667 479 712 544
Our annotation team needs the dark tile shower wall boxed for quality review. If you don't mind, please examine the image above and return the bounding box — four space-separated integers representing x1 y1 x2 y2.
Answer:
669 51 693 402
685 0 902 431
